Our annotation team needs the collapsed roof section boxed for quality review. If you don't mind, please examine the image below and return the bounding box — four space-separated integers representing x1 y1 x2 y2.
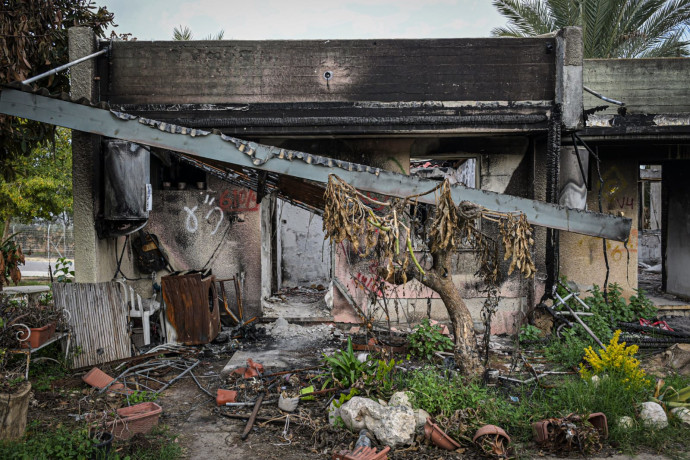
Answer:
0 85 631 241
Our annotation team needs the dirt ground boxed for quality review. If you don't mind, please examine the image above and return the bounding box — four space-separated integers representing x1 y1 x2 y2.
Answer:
24 323 686 460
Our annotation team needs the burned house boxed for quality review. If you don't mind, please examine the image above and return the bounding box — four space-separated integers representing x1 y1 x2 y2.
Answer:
4 26 670 346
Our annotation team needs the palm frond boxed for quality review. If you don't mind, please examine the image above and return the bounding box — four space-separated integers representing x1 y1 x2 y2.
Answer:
172 25 193 41
492 0 690 58
491 0 557 37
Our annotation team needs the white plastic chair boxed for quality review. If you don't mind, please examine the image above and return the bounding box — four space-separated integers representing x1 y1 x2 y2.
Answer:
116 281 162 346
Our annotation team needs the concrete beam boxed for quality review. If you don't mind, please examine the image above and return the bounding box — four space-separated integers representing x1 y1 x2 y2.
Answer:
0 88 631 241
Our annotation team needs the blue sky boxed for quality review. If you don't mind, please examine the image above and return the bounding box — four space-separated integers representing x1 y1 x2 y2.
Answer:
103 0 507 41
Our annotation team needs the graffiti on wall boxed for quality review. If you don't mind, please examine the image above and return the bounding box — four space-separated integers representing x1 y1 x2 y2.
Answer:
183 194 224 235
219 189 260 213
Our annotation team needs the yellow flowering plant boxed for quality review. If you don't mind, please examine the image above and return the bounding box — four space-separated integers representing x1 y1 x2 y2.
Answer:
579 330 652 392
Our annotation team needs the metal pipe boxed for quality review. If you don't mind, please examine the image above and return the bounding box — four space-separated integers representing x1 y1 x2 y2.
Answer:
557 293 605 348
22 48 108 85
156 359 200 393
583 86 625 106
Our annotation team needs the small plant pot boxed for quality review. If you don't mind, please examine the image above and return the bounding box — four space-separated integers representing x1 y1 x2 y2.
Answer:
0 381 32 441
19 323 56 349
90 431 113 460
107 402 162 440
424 418 461 451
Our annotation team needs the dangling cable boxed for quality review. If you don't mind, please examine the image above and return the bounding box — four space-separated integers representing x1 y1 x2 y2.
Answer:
573 133 611 303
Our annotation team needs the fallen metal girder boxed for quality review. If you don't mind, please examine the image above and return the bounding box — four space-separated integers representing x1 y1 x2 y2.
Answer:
0 88 631 241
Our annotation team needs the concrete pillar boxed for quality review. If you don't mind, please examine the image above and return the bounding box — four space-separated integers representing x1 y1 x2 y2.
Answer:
556 27 583 131
69 27 114 282
260 192 276 304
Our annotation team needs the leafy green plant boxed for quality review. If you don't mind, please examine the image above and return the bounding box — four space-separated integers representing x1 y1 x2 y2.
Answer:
364 358 402 398
518 324 541 342
554 278 658 344
405 367 488 416
332 388 360 409
0 424 96 459
126 390 159 405
322 337 369 388
545 330 593 370
53 257 74 283
0 234 25 289
408 318 453 360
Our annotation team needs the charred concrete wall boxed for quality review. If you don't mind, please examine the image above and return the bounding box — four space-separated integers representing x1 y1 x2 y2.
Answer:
560 158 639 297
145 175 263 317
277 200 331 289
664 161 690 299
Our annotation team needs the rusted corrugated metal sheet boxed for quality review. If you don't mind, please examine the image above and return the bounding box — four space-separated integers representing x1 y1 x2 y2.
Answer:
161 273 220 345
53 282 131 368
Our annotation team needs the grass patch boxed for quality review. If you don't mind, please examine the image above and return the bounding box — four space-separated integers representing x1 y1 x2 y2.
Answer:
402 365 688 456
0 422 182 460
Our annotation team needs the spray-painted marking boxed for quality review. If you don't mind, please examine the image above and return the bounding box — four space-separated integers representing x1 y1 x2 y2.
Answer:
204 207 224 235
219 189 260 212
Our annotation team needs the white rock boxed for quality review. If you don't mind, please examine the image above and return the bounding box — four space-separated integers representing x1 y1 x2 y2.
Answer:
328 401 341 426
339 397 378 431
618 416 635 428
639 402 668 429
339 397 416 448
388 391 411 408
414 409 430 431
671 407 690 426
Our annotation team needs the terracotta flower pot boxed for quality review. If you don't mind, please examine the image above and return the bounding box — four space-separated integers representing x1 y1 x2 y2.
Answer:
473 424 510 444
18 322 56 349
424 418 462 451
0 381 32 440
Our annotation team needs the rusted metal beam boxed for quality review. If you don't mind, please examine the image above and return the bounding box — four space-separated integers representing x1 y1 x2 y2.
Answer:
0 88 631 241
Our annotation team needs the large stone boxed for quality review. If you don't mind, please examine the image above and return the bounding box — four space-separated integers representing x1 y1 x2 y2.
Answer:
338 397 416 448
671 407 690 426
639 402 668 429
388 391 411 408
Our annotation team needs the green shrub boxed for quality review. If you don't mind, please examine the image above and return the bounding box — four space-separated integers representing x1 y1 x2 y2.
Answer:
544 330 593 370
408 318 453 360
405 367 488 417
518 324 541 342
554 279 657 344
322 337 369 388
0 424 96 460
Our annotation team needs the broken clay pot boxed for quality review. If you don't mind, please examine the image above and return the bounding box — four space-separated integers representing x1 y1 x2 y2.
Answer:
533 413 608 443
424 418 461 451
232 358 265 379
216 389 238 405
473 424 510 444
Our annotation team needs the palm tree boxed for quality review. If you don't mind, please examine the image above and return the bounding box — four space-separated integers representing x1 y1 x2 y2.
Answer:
492 0 690 58
172 25 225 41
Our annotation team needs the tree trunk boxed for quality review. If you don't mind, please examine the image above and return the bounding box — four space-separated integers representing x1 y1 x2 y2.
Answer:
419 250 483 376
1 219 10 241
